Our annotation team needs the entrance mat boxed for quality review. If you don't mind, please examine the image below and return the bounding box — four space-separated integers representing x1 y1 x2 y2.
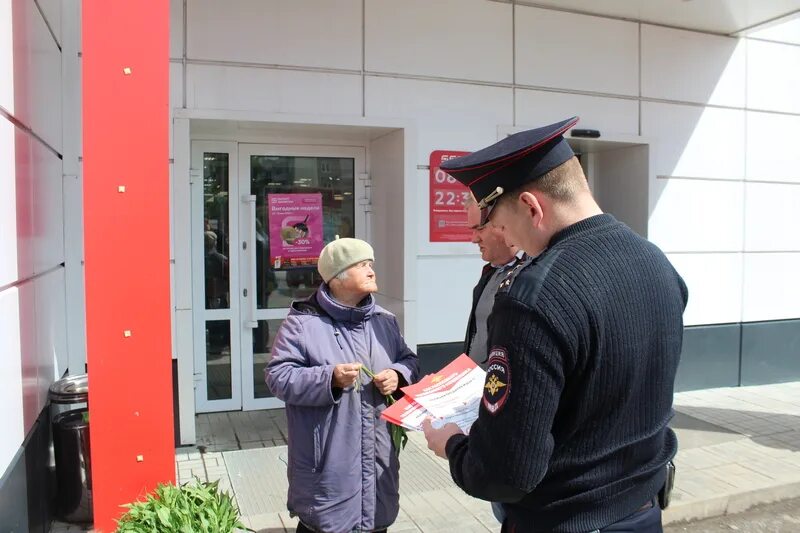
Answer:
224 446 290 516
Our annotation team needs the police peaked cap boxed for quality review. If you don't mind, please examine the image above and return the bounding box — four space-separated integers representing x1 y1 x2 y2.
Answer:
441 117 579 208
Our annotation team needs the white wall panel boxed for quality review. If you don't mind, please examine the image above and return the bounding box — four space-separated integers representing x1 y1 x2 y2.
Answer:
31 140 64 274
37 0 61 44
417 256 485 344
0 288 24 475
745 182 800 252
13 130 65 284
187 0 361 70
170 0 183 59
515 7 638 96
641 25 745 107
365 76 512 164
0 119 17 288
35 269 67 393
28 0 62 152
649 179 743 253
18 270 68 434
748 18 800 45
746 111 800 183
14 130 34 281
0 0 12 113
667 253 742 326
747 39 800 114
18 281 37 435
187 64 362 116
642 102 744 179
742 253 800 322
60 0 80 177
365 0 511 83
516 89 638 135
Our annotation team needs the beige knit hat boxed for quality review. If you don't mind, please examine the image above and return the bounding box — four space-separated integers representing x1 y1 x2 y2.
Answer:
317 238 375 283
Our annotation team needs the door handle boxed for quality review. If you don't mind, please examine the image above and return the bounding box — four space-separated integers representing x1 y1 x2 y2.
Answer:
242 194 258 329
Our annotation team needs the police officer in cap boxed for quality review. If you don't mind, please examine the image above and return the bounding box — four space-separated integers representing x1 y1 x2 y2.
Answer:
422 117 688 533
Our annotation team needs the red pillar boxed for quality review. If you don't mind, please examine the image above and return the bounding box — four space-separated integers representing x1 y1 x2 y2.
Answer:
82 1 173 530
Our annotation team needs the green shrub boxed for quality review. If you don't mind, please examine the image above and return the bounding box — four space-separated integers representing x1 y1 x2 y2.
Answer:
115 479 252 533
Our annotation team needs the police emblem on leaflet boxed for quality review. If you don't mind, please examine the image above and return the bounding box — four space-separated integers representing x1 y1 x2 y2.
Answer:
483 347 511 414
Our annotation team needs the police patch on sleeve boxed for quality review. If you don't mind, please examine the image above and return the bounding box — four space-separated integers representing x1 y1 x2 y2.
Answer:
483 347 511 415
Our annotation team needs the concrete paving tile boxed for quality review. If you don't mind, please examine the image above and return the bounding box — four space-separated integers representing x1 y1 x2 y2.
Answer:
677 448 733 470
241 440 267 449
778 451 800 467
674 468 738 499
244 511 286 531
707 463 777 491
735 456 800 482
205 443 240 453
393 517 420 530
174 450 191 462
203 468 229 481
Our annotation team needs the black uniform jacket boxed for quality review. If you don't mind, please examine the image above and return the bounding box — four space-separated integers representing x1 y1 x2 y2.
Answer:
445 214 688 533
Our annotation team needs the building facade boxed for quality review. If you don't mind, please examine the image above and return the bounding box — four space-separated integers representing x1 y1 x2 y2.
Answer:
3 0 800 530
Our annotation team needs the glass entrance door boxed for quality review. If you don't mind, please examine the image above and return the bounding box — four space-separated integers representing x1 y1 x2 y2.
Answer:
238 145 367 410
191 141 366 413
192 142 242 413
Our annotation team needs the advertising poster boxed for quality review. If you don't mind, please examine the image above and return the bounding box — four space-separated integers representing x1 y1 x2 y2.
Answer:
267 193 324 269
429 150 472 242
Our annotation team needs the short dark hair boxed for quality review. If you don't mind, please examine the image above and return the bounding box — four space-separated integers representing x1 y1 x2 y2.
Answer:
502 156 587 205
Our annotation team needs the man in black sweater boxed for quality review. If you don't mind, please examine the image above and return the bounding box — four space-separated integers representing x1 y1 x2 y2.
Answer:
463 194 524 369
423 117 688 533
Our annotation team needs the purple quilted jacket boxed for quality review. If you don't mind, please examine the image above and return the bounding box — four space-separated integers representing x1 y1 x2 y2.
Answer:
266 285 418 533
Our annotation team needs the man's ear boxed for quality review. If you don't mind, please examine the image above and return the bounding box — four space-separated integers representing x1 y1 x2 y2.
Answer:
518 191 543 226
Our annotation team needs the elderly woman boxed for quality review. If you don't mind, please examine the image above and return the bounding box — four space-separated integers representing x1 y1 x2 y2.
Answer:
266 238 419 533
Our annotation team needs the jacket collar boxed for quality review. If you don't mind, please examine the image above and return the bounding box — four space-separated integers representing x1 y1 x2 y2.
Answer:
315 283 376 323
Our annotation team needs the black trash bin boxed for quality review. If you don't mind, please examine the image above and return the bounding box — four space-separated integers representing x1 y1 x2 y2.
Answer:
49 374 92 523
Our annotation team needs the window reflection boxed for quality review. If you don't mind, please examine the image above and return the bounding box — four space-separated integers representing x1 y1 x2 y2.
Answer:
203 153 230 309
250 156 356 309
205 320 232 401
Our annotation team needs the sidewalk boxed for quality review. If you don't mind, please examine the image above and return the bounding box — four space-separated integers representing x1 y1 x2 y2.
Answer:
51 382 800 532
666 381 800 524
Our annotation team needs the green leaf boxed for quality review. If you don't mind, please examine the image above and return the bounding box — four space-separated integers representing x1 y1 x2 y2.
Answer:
156 506 171 527
361 365 409 456
113 475 253 533
390 423 409 456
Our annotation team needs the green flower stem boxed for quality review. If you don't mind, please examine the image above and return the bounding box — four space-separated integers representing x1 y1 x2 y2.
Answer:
360 365 408 456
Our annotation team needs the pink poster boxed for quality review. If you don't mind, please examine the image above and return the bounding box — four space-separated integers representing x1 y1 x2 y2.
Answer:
267 193 324 269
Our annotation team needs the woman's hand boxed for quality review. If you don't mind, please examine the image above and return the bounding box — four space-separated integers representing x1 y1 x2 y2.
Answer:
372 369 399 395
332 363 362 389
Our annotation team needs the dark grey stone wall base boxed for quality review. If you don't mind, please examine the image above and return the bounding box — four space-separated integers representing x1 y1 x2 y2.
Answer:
0 447 28 533
0 406 53 533
742 319 800 386
417 342 464 377
675 323 741 392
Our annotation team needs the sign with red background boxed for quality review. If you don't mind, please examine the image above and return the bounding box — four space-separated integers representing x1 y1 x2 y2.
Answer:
429 150 471 242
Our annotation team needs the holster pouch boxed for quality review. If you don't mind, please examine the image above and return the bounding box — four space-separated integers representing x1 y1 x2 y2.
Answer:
658 461 676 510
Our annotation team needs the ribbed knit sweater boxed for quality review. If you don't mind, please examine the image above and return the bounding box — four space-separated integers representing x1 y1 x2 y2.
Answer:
445 214 688 533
